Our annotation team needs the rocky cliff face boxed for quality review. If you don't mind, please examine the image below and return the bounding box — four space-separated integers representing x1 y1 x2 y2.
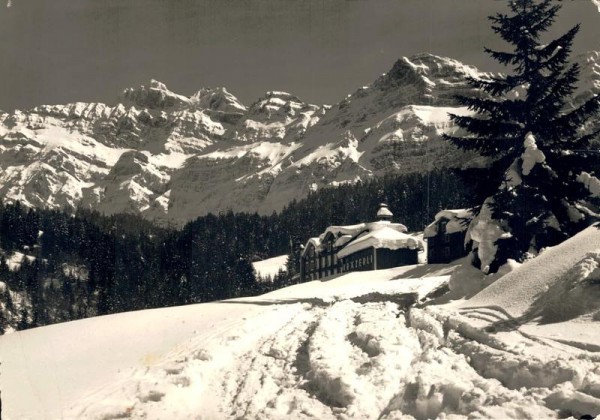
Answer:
1 52 598 224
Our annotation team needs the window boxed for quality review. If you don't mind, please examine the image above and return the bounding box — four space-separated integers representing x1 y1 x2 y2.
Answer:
444 234 451 244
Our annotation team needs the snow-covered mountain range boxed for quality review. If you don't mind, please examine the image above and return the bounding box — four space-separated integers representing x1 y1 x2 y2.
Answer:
1 52 599 224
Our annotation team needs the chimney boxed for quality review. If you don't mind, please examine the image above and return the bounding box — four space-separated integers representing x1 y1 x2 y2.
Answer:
376 203 393 222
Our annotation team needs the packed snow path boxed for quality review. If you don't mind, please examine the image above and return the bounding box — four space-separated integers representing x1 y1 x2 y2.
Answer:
70 300 599 419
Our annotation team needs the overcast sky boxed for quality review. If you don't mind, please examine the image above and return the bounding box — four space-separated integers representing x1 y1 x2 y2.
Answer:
0 0 599 111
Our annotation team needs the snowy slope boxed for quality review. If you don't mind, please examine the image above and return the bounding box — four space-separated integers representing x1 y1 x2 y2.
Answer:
252 254 288 280
2 248 600 419
0 264 450 419
463 224 600 319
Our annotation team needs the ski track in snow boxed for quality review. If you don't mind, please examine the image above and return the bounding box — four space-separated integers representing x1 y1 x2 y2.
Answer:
66 296 600 419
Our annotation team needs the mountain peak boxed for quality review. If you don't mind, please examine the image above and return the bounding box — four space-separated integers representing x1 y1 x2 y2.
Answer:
191 87 247 114
364 53 485 107
573 50 600 103
120 80 192 110
149 79 167 90
248 91 313 119
386 53 481 83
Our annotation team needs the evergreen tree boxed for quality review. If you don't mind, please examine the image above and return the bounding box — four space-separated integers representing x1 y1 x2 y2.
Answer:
444 0 600 271
0 308 6 334
16 306 29 331
284 237 302 284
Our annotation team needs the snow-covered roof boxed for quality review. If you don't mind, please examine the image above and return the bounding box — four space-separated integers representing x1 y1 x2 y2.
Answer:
301 203 414 259
376 204 393 218
323 223 368 239
334 234 354 248
302 237 322 255
423 209 474 238
337 225 424 259
301 220 410 257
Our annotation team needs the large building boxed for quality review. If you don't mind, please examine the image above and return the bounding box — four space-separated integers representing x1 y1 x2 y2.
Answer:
300 204 424 281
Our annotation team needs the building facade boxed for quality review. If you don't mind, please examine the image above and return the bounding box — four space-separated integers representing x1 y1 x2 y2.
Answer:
300 204 424 282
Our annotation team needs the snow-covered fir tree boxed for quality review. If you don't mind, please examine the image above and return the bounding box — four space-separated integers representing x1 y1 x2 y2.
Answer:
445 0 600 273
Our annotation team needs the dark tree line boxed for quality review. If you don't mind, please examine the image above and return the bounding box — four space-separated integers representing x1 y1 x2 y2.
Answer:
279 169 477 243
0 169 476 332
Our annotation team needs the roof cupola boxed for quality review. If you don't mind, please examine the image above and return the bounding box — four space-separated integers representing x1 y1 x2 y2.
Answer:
376 203 393 222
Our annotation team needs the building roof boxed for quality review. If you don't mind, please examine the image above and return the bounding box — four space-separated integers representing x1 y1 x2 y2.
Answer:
337 224 424 259
323 223 369 239
303 237 322 254
300 205 420 260
334 234 354 248
423 209 474 239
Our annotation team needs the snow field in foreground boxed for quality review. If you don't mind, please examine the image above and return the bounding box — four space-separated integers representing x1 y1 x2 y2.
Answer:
3 254 600 419
69 299 599 419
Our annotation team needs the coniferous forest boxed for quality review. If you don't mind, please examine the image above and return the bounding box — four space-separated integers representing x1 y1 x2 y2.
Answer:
0 169 476 332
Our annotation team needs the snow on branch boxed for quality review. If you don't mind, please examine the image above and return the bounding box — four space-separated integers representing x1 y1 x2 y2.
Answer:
466 198 512 275
521 133 545 176
577 171 600 197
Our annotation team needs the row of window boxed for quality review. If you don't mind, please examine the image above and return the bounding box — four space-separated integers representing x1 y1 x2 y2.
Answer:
304 266 340 280
305 253 338 272
302 252 374 279
307 239 337 258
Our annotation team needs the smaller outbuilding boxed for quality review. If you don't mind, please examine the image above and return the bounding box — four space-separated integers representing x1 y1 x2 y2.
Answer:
424 209 474 264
